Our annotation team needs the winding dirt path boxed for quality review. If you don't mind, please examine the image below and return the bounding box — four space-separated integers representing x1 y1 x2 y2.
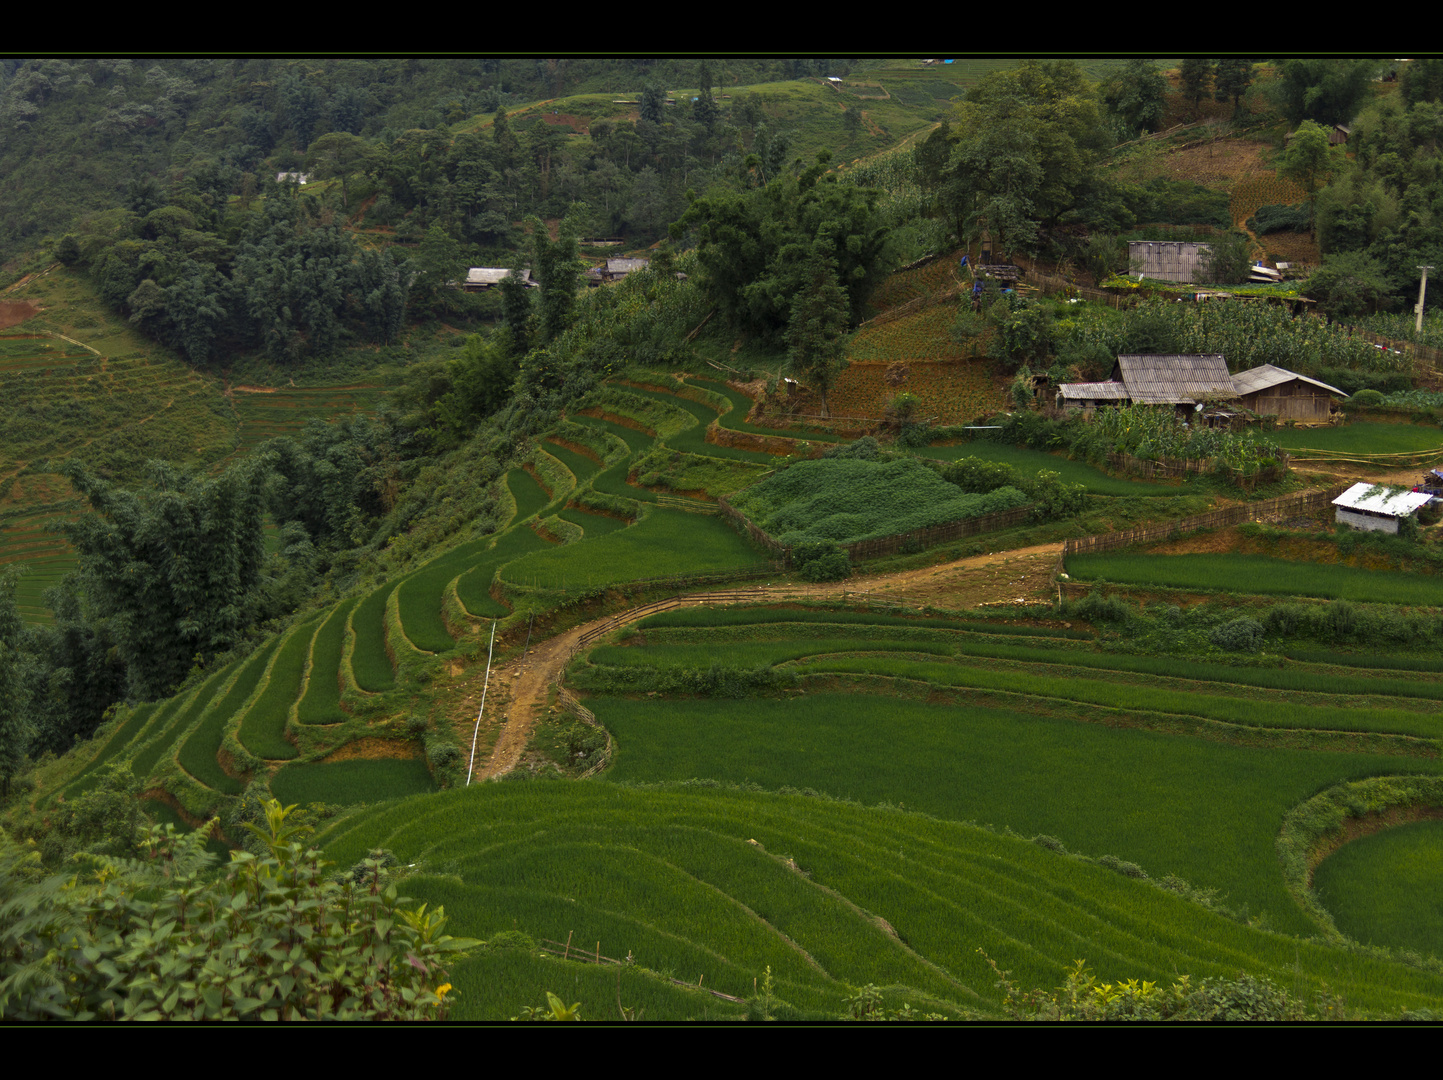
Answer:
470 543 1063 779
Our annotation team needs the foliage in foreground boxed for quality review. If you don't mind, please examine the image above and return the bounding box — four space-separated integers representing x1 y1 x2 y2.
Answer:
0 800 476 1020
980 954 1385 1021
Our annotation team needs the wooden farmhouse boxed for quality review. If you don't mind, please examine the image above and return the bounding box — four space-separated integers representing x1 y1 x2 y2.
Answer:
1056 354 1238 417
1231 364 1348 423
1332 482 1434 534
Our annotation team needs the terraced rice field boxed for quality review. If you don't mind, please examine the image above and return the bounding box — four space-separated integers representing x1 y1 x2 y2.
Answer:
915 440 1191 496
564 603 1443 959
1066 552 1443 606
314 783 1443 1020
229 385 388 455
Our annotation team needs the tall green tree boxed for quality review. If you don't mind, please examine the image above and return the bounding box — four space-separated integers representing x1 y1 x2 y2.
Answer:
0 570 31 799
1214 59 1254 118
526 209 587 345
1279 120 1341 236
1271 59 1381 126
1103 59 1168 135
786 249 851 418
60 457 272 701
1178 59 1214 119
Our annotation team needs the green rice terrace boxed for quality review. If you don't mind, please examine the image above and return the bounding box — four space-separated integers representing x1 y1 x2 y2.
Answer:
28 368 1443 1019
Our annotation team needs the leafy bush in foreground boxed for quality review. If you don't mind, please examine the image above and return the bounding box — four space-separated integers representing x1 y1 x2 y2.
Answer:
0 801 474 1020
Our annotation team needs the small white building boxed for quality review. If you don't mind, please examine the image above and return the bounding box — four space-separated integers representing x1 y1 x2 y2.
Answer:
1332 482 1434 534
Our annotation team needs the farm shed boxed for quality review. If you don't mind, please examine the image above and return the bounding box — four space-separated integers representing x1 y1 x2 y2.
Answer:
1231 364 1348 422
1331 482 1433 534
1128 241 1210 283
1056 381 1129 412
459 268 536 291
1111 354 1239 412
585 257 649 285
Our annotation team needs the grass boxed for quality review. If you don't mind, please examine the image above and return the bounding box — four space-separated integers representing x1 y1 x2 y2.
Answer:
588 693 1443 938
350 583 398 692
917 440 1192 496
176 637 284 795
569 414 657 455
557 506 632 539
235 618 321 760
1313 820 1443 958
1066 552 1443 606
615 386 783 464
313 783 1443 1020
454 525 555 616
686 377 843 443
297 598 358 725
500 508 765 590
507 468 553 523
269 756 435 806
1272 421 1443 455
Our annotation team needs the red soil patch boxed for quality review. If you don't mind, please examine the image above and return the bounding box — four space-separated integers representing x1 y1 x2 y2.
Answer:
321 737 420 763
547 437 604 464
0 301 41 329
575 408 657 436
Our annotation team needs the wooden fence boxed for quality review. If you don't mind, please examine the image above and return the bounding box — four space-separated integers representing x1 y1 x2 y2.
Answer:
1062 484 1349 559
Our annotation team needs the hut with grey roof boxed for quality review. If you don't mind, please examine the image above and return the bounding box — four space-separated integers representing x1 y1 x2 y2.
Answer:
1231 364 1347 423
1111 354 1238 415
1332 482 1434 534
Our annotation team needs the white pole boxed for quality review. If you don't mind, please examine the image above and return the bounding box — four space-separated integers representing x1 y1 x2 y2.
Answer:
466 620 498 786
1417 266 1433 336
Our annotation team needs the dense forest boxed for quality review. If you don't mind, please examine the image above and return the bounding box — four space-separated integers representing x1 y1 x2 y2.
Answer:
5 56 1443 1020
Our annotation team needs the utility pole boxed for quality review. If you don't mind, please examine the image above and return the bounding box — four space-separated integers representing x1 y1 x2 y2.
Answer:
1417 265 1433 335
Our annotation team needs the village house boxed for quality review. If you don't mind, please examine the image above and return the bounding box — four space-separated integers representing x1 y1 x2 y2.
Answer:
1231 364 1348 423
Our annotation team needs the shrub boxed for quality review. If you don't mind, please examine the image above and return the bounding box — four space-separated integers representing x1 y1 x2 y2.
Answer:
799 550 851 582
1209 616 1266 653
1349 388 1385 406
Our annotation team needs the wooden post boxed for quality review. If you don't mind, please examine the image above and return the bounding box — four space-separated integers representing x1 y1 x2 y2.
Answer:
563 930 572 960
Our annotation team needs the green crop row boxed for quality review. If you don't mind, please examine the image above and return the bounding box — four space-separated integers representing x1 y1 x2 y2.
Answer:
1067 552 1443 607
175 638 283 795
269 757 435 807
236 619 320 760
500 508 764 592
315 784 1443 1019
349 584 397 693
298 599 357 724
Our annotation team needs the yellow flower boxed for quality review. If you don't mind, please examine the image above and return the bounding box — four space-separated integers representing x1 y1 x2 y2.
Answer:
435 983 452 1001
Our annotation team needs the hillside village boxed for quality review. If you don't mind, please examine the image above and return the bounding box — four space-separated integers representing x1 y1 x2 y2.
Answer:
4 57 1443 1021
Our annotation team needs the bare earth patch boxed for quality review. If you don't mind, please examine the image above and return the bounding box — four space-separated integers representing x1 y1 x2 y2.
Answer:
322 737 421 763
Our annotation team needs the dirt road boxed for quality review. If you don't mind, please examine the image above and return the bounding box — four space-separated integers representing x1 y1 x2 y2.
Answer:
469 542 1063 779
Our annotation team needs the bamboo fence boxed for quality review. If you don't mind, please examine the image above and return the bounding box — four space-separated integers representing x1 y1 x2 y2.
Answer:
1061 484 1349 559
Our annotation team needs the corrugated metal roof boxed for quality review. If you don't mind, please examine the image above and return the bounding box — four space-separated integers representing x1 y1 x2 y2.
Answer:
1231 364 1348 399
465 268 533 286
1058 381 1129 401
1128 241 1210 283
1332 482 1433 516
1114 355 1238 405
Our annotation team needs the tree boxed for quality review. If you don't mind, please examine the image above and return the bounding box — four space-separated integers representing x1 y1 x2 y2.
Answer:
1214 59 1254 119
1178 59 1213 119
408 223 465 315
1271 59 1382 127
639 82 666 125
60 457 271 700
305 131 367 209
786 249 850 418
1279 120 1341 236
0 570 30 799
526 208 586 345
1198 230 1253 284
0 801 476 1020
1103 59 1168 136
694 60 718 134
1304 252 1395 317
